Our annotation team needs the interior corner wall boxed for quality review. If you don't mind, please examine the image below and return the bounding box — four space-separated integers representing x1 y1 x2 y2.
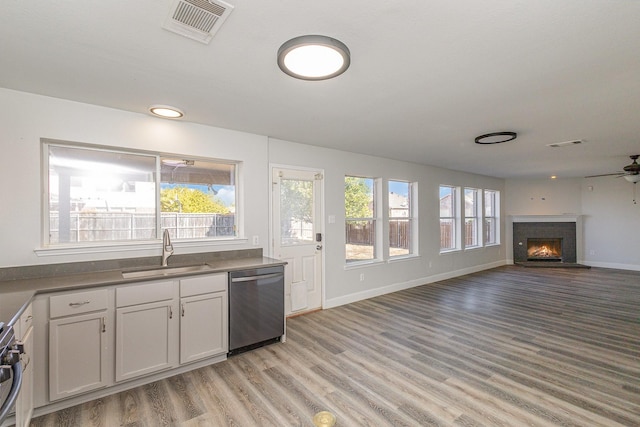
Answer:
505 177 639 271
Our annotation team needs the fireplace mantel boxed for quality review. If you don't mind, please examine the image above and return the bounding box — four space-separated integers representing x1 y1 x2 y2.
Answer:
511 214 582 223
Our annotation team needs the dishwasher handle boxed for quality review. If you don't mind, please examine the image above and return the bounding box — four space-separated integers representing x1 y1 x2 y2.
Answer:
230 272 283 283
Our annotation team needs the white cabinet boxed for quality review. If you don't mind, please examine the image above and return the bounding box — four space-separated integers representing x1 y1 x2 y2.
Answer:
115 281 178 382
179 274 228 364
48 289 111 401
37 272 228 411
14 303 33 427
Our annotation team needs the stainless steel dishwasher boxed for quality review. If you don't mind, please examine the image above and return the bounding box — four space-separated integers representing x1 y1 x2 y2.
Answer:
228 265 284 355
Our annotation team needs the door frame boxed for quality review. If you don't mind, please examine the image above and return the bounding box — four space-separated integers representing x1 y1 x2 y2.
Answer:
269 163 326 313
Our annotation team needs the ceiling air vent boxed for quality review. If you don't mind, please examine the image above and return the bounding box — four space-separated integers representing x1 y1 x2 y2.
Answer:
163 0 234 44
546 140 583 148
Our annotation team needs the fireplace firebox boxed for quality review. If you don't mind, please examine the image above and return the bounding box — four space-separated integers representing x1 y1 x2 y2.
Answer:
527 238 562 261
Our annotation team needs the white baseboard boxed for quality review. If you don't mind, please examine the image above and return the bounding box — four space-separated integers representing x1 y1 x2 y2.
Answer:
583 261 640 272
325 260 507 309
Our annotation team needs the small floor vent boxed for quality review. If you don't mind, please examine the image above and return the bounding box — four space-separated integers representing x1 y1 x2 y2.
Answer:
163 0 234 44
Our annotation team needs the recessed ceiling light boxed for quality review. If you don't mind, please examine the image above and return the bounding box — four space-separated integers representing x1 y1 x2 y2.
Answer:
149 105 184 119
475 132 517 144
550 175 557 179
277 35 350 81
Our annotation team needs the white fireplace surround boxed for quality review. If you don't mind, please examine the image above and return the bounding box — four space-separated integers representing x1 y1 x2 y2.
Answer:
508 215 584 264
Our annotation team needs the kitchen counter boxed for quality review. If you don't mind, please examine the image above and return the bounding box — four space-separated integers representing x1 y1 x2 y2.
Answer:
0 251 285 327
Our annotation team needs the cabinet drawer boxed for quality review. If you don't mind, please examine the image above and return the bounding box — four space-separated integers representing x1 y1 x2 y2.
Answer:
50 289 108 318
180 274 227 297
117 281 174 307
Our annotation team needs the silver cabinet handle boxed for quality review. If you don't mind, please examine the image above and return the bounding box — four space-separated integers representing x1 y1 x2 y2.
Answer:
169 307 173 319
69 300 90 307
24 315 33 324
181 303 185 317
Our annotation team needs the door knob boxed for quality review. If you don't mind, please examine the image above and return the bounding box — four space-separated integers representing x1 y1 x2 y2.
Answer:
316 245 323 250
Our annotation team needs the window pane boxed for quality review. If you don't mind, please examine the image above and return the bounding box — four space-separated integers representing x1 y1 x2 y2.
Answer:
48 145 156 244
389 180 411 257
464 188 477 217
484 190 495 216
160 158 236 239
485 218 497 244
346 219 376 262
345 176 373 218
279 178 313 244
440 218 455 250
484 190 499 245
345 176 376 263
440 186 453 217
389 218 410 256
465 218 478 247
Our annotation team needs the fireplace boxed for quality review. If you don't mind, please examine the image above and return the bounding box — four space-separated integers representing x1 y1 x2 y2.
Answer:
527 238 562 261
512 219 578 264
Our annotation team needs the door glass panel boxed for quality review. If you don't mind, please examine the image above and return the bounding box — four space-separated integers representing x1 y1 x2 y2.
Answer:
280 178 314 245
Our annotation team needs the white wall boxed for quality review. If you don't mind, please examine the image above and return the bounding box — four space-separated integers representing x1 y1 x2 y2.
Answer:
268 138 506 306
505 177 640 270
0 88 269 267
0 88 508 309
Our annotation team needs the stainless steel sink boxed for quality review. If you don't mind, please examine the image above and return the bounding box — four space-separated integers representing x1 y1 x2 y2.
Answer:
122 264 212 279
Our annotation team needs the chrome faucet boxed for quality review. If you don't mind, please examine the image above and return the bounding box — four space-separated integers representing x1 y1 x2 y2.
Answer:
162 229 174 267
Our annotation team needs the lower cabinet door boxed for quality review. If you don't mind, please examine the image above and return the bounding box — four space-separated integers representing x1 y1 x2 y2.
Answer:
49 312 110 401
115 300 178 382
180 292 228 364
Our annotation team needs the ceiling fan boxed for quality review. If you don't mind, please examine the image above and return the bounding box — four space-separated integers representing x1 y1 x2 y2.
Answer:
585 155 640 183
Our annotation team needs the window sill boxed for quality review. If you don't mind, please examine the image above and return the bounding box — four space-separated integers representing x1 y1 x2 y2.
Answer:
388 254 420 263
344 259 385 270
35 237 247 257
439 249 460 255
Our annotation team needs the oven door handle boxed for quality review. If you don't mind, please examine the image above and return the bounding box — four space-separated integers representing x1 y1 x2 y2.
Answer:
0 361 22 424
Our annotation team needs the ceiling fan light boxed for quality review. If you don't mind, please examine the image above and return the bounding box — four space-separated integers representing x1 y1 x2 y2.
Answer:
623 174 640 183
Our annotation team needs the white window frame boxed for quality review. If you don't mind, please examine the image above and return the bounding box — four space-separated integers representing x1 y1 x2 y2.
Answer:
40 139 242 253
483 189 500 246
439 185 460 252
345 176 381 264
388 180 418 258
464 187 481 249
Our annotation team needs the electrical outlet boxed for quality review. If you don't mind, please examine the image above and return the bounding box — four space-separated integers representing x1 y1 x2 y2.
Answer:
252 235 259 245
428 260 432 268
359 273 365 281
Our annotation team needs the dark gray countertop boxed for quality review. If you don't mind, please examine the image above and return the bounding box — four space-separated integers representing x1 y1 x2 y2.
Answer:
0 253 285 327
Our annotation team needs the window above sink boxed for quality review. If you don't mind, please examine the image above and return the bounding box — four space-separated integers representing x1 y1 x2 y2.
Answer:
41 139 241 250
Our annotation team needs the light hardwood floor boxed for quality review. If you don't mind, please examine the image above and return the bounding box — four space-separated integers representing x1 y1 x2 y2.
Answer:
30 266 640 426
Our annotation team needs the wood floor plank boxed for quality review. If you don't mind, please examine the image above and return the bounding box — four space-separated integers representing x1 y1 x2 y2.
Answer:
30 266 640 426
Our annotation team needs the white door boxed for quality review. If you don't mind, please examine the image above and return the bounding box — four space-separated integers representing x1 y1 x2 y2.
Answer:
272 167 323 316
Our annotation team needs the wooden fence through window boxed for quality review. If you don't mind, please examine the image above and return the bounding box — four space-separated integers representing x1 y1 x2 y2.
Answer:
50 212 235 243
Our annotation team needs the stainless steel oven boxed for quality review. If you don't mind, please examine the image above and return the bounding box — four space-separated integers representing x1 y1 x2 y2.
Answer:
0 323 22 424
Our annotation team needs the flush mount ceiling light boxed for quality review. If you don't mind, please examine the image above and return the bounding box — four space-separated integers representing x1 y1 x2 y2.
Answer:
475 131 517 144
149 105 184 119
277 35 350 81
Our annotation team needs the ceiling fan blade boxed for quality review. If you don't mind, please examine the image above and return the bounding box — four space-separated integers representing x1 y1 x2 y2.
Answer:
584 172 625 178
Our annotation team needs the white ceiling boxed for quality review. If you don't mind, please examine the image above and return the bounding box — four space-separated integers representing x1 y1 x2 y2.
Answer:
1 0 639 179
